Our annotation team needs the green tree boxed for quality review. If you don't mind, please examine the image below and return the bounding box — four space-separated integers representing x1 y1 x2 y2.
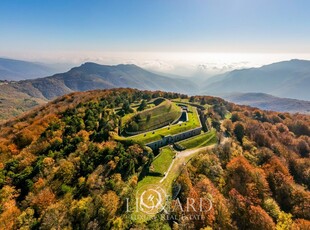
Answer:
212 120 221 131
200 98 206 105
234 123 245 143
231 112 240 122
121 100 133 114
70 197 95 229
138 100 147 111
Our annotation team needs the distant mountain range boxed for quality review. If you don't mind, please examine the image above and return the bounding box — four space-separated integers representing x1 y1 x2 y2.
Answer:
0 59 309 121
0 62 197 120
224 93 310 114
7 62 197 100
0 58 70 80
201 59 310 101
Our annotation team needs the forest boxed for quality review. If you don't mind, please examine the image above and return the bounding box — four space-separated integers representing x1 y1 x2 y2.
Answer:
0 88 309 229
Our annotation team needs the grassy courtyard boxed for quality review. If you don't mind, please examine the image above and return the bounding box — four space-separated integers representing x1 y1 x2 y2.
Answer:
128 105 201 144
176 129 217 149
150 146 175 175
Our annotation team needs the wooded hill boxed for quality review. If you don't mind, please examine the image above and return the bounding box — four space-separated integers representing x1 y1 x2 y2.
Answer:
0 88 309 229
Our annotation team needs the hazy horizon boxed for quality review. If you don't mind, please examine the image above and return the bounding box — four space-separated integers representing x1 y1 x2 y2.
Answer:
2 52 310 77
1 0 310 76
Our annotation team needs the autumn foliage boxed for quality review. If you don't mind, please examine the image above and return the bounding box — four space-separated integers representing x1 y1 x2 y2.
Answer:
0 89 309 229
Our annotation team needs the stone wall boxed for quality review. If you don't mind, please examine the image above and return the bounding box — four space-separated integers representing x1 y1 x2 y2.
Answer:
146 126 202 150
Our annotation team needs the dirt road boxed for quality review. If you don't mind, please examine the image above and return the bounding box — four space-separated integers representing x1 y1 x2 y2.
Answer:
160 136 229 185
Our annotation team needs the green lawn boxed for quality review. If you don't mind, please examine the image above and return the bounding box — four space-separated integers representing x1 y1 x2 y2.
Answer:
137 146 175 188
151 146 175 175
120 110 137 128
119 102 159 129
124 99 181 133
172 98 189 103
176 129 217 149
131 146 175 223
172 99 211 109
128 105 201 144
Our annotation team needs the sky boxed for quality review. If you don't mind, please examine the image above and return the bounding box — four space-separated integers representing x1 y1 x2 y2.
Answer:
1 0 310 75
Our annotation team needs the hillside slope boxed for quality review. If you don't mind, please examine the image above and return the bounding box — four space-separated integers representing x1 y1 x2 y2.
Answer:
0 63 197 120
0 89 309 229
202 59 310 100
7 62 198 100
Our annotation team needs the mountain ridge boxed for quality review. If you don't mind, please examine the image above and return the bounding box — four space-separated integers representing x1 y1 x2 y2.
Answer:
201 59 310 100
0 59 309 121
5 62 198 100
0 57 69 80
223 92 310 114
0 63 198 120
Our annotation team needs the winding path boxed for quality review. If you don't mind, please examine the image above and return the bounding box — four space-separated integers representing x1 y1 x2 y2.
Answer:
160 136 229 185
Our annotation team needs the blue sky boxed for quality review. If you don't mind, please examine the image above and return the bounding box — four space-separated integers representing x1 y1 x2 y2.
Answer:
1 0 310 66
